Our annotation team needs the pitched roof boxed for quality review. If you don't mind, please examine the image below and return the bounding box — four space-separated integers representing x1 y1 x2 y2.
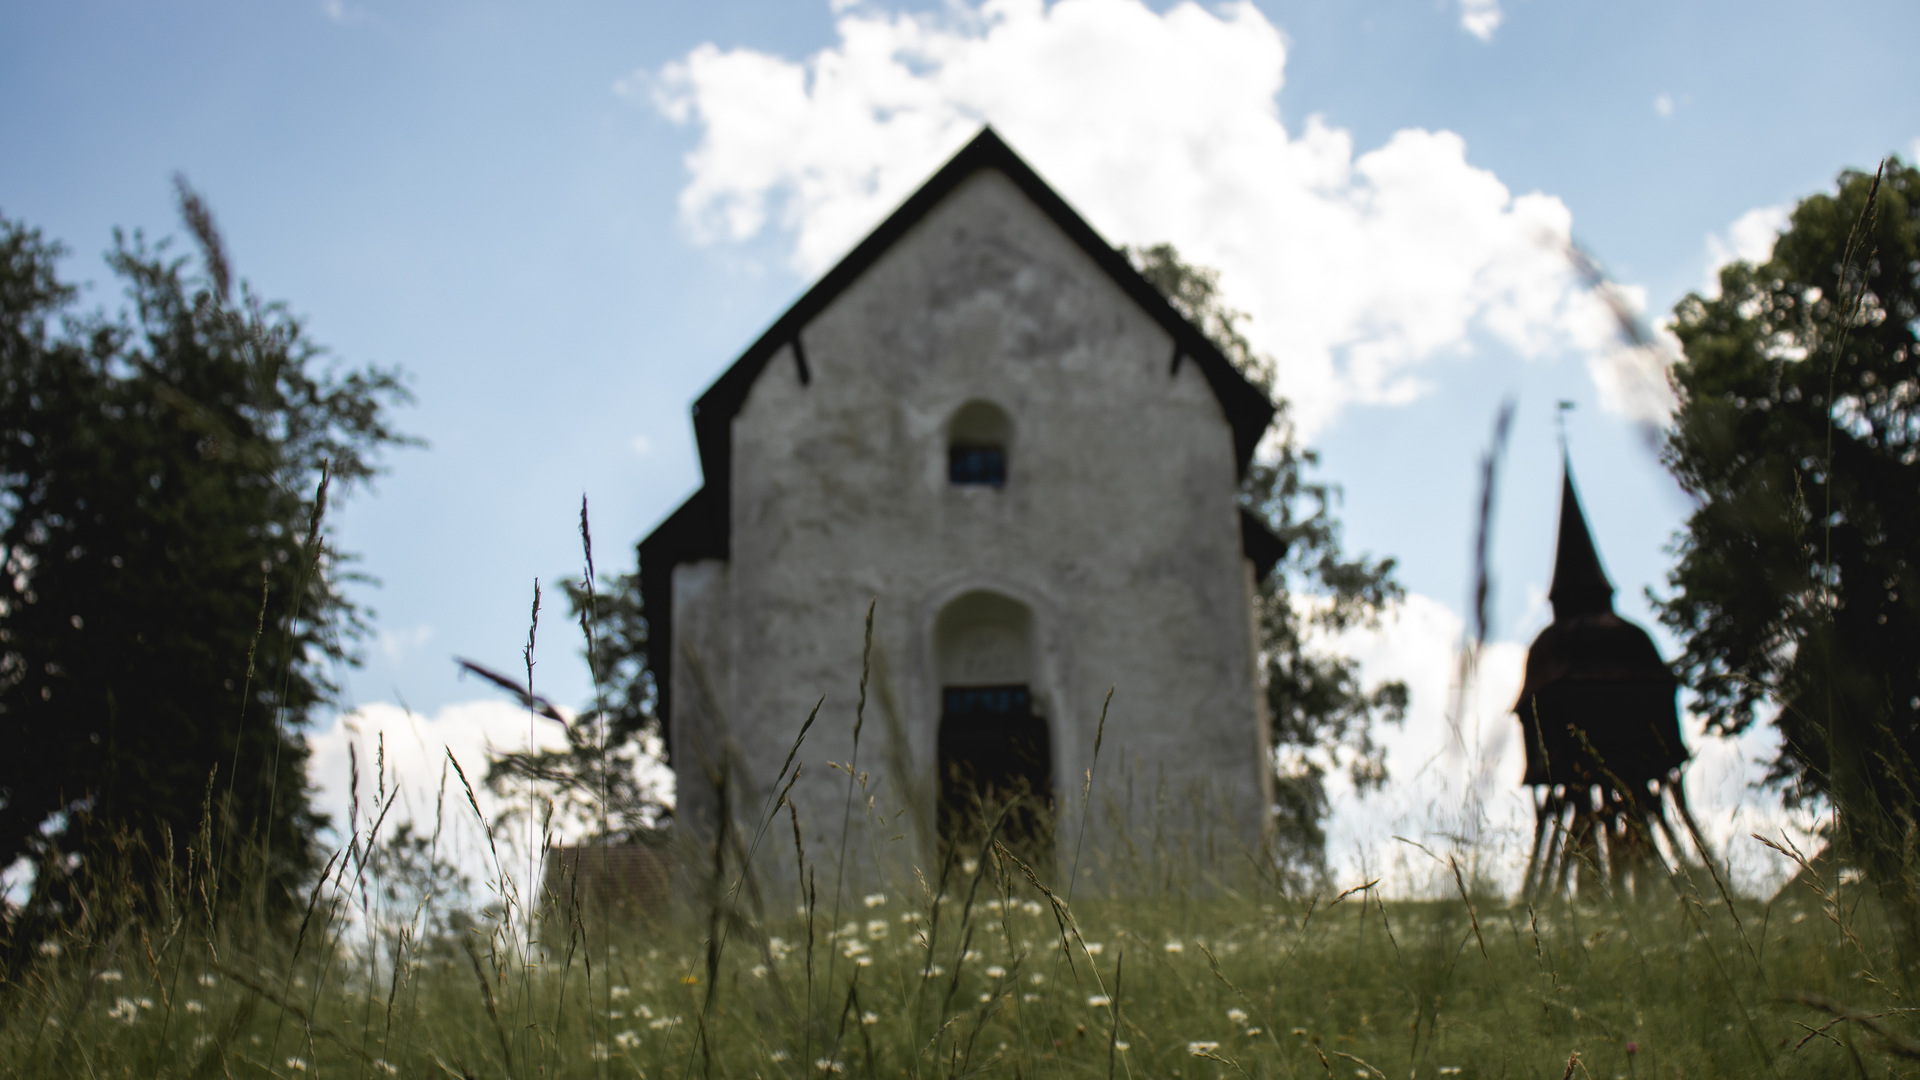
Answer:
641 127 1280 742
1546 461 1615 619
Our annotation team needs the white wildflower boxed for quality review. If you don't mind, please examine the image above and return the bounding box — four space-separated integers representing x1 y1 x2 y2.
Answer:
1022 993 1040 1002
1164 941 1185 954
985 965 1006 979
107 998 139 1023
286 1058 308 1072
861 1011 879 1026
751 964 769 979
638 1004 655 1019
185 1000 206 1014
1115 1041 1130 1051
198 973 217 987
611 985 631 999
855 956 872 967
97 969 124 983
591 1043 610 1061
771 1050 790 1062
863 893 887 908
1021 900 1043 916
374 1060 399 1075
1247 1027 1263 1036
1087 994 1111 1008
648 1015 681 1030
616 1029 641 1049
866 919 888 940
35 940 60 957
1084 942 1104 955
1029 972 1045 984
1227 1008 1248 1024
1187 1041 1220 1056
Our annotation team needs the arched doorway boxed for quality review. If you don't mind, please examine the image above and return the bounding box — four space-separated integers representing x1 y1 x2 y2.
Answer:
933 591 1053 874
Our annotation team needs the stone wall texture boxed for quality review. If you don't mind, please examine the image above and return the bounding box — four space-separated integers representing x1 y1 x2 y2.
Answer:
669 167 1271 898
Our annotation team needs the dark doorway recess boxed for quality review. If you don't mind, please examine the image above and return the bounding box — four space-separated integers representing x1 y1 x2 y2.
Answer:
937 684 1054 875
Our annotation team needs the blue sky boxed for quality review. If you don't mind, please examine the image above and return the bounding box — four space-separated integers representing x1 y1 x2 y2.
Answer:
5 0 1917 883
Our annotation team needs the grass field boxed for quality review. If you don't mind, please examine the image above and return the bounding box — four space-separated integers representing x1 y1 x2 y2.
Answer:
3 794 1914 1080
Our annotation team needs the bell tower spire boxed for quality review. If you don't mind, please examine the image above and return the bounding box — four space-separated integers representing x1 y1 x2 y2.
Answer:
1547 462 1615 618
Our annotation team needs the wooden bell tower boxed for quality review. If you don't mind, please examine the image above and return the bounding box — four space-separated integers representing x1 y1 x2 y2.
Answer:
1516 461 1702 896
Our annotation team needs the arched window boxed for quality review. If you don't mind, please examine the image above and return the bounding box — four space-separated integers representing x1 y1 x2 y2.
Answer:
947 400 1011 488
933 591 1052 872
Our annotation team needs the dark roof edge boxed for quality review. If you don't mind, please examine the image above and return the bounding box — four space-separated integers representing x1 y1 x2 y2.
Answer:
1240 509 1289 583
637 486 725 760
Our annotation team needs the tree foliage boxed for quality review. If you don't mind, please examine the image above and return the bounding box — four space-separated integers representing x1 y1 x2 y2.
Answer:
1659 159 1920 921
1128 244 1407 872
0 187 413 932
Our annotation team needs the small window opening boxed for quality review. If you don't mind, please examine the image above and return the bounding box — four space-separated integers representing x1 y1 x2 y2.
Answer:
948 445 1005 486
947 400 1011 488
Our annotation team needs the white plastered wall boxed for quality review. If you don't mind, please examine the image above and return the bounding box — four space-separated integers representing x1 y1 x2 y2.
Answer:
671 167 1271 897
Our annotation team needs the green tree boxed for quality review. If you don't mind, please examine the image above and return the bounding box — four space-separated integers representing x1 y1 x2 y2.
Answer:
0 185 413 935
1659 159 1920 947
1128 244 1407 875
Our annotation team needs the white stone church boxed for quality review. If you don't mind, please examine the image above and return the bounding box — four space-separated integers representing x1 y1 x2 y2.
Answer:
640 128 1284 893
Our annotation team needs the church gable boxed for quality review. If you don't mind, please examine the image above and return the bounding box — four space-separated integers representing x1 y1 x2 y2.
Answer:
729 166 1223 532
642 127 1279 737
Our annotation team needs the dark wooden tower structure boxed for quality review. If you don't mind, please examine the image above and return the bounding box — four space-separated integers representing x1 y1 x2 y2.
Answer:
1517 461 1696 896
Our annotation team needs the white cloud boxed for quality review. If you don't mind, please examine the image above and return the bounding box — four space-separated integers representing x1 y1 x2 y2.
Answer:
1653 92 1674 118
1458 0 1503 41
644 0 1671 435
307 699 574 897
630 433 653 455
376 623 434 664
1323 592 1812 897
319 0 368 25
1704 203 1791 295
